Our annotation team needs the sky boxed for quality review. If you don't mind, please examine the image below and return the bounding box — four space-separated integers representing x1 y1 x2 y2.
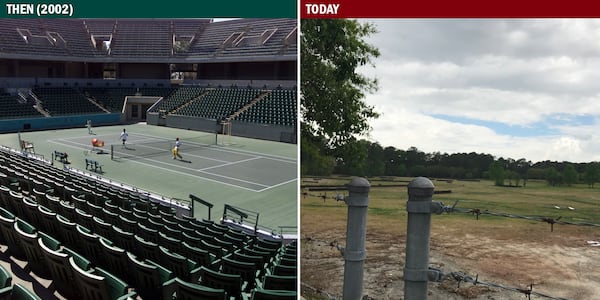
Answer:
357 19 600 163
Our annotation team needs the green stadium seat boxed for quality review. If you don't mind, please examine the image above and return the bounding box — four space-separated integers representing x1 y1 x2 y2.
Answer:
0 263 12 299
98 238 133 285
220 256 259 292
117 214 136 234
56 214 79 250
127 252 174 300
158 246 201 282
136 222 159 244
8 190 26 220
0 207 15 245
112 225 136 253
197 266 244 300
267 264 296 277
76 225 102 263
69 256 136 300
92 216 114 241
257 275 296 291
75 208 95 231
249 289 296 300
232 250 268 276
134 235 161 263
39 242 90 299
36 206 60 241
159 232 183 254
162 277 227 300
201 239 227 259
181 241 218 269
11 283 42 300
14 219 55 278
22 196 40 228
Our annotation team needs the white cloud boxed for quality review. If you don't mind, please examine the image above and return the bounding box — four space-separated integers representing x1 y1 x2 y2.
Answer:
358 19 600 163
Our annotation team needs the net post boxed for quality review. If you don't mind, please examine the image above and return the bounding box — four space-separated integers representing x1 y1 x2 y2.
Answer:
110 145 114 160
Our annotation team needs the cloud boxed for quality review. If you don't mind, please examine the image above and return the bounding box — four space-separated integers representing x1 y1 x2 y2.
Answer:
357 19 600 163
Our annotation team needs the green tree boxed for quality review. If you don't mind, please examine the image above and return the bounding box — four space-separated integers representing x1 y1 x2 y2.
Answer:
300 134 335 176
584 163 600 188
545 167 562 186
301 19 380 150
563 164 578 186
488 161 505 186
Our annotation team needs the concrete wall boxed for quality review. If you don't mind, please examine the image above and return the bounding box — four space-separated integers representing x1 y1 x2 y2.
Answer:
148 114 295 143
0 113 121 133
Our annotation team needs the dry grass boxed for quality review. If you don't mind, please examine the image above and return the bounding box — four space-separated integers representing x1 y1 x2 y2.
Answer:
301 176 600 299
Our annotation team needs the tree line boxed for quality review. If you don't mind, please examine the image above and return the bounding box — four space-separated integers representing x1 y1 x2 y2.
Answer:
301 137 600 188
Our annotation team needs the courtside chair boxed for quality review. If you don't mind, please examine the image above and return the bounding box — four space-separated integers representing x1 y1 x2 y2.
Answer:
162 277 227 300
69 257 137 300
248 289 296 300
10 283 42 300
127 252 174 300
197 266 244 300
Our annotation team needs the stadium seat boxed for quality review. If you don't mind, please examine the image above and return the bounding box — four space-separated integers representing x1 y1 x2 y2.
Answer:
0 261 12 299
98 238 133 285
56 214 79 250
134 235 162 263
197 266 244 300
159 232 183 254
201 239 227 259
39 241 90 299
10 284 41 300
117 214 137 234
14 219 52 278
232 250 269 276
257 275 297 291
267 264 296 277
75 208 95 231
69 256 136 300
158 246 201 282
136 222 159 244
112 225 136 253
0 207 15 245
37 205 60 238
93 216 114 241
162 277 227 300
8 190 26 220
0 209 25 259
220 256 259 292
248 289 297 300
127 252 174 300
22 196 40 228
76 225 102 264
181 241 218 269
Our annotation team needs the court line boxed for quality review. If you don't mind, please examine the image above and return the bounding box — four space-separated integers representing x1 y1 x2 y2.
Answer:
50 138 277 191
113 141 230 164
256 178 297 192
198 156 262 171
133 132 297 163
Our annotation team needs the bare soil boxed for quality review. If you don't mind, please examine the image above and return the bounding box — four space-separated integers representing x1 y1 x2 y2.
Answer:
301 225 600 299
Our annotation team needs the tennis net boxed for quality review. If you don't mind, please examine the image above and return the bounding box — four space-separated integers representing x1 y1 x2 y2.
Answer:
110 132 217 160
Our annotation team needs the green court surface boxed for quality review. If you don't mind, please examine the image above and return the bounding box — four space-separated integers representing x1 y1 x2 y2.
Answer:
0 123 298 232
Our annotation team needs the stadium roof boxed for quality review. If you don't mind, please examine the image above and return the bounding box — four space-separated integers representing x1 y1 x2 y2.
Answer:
0 18 297 63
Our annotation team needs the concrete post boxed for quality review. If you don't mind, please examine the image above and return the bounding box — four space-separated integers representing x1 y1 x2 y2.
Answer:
404 177 435 300
342 177 371 300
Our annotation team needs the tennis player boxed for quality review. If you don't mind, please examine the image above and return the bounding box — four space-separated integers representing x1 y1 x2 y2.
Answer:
119 129 128 148
86 120 94 135
172 137 183 160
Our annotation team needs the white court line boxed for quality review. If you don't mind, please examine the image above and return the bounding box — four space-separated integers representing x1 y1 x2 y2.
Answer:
198 156 262 172
114 141 230 164
50 138 275 191
133 132 297 163
256 178 298 192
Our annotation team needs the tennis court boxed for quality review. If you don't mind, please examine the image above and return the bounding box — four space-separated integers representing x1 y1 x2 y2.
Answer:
0 123 298 231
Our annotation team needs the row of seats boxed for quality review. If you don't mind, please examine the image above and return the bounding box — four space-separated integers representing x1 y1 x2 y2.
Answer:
0 264 40 299
0 148 297 299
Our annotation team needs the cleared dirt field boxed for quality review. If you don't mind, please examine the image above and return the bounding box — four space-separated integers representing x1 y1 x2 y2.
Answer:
301 177 600 299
